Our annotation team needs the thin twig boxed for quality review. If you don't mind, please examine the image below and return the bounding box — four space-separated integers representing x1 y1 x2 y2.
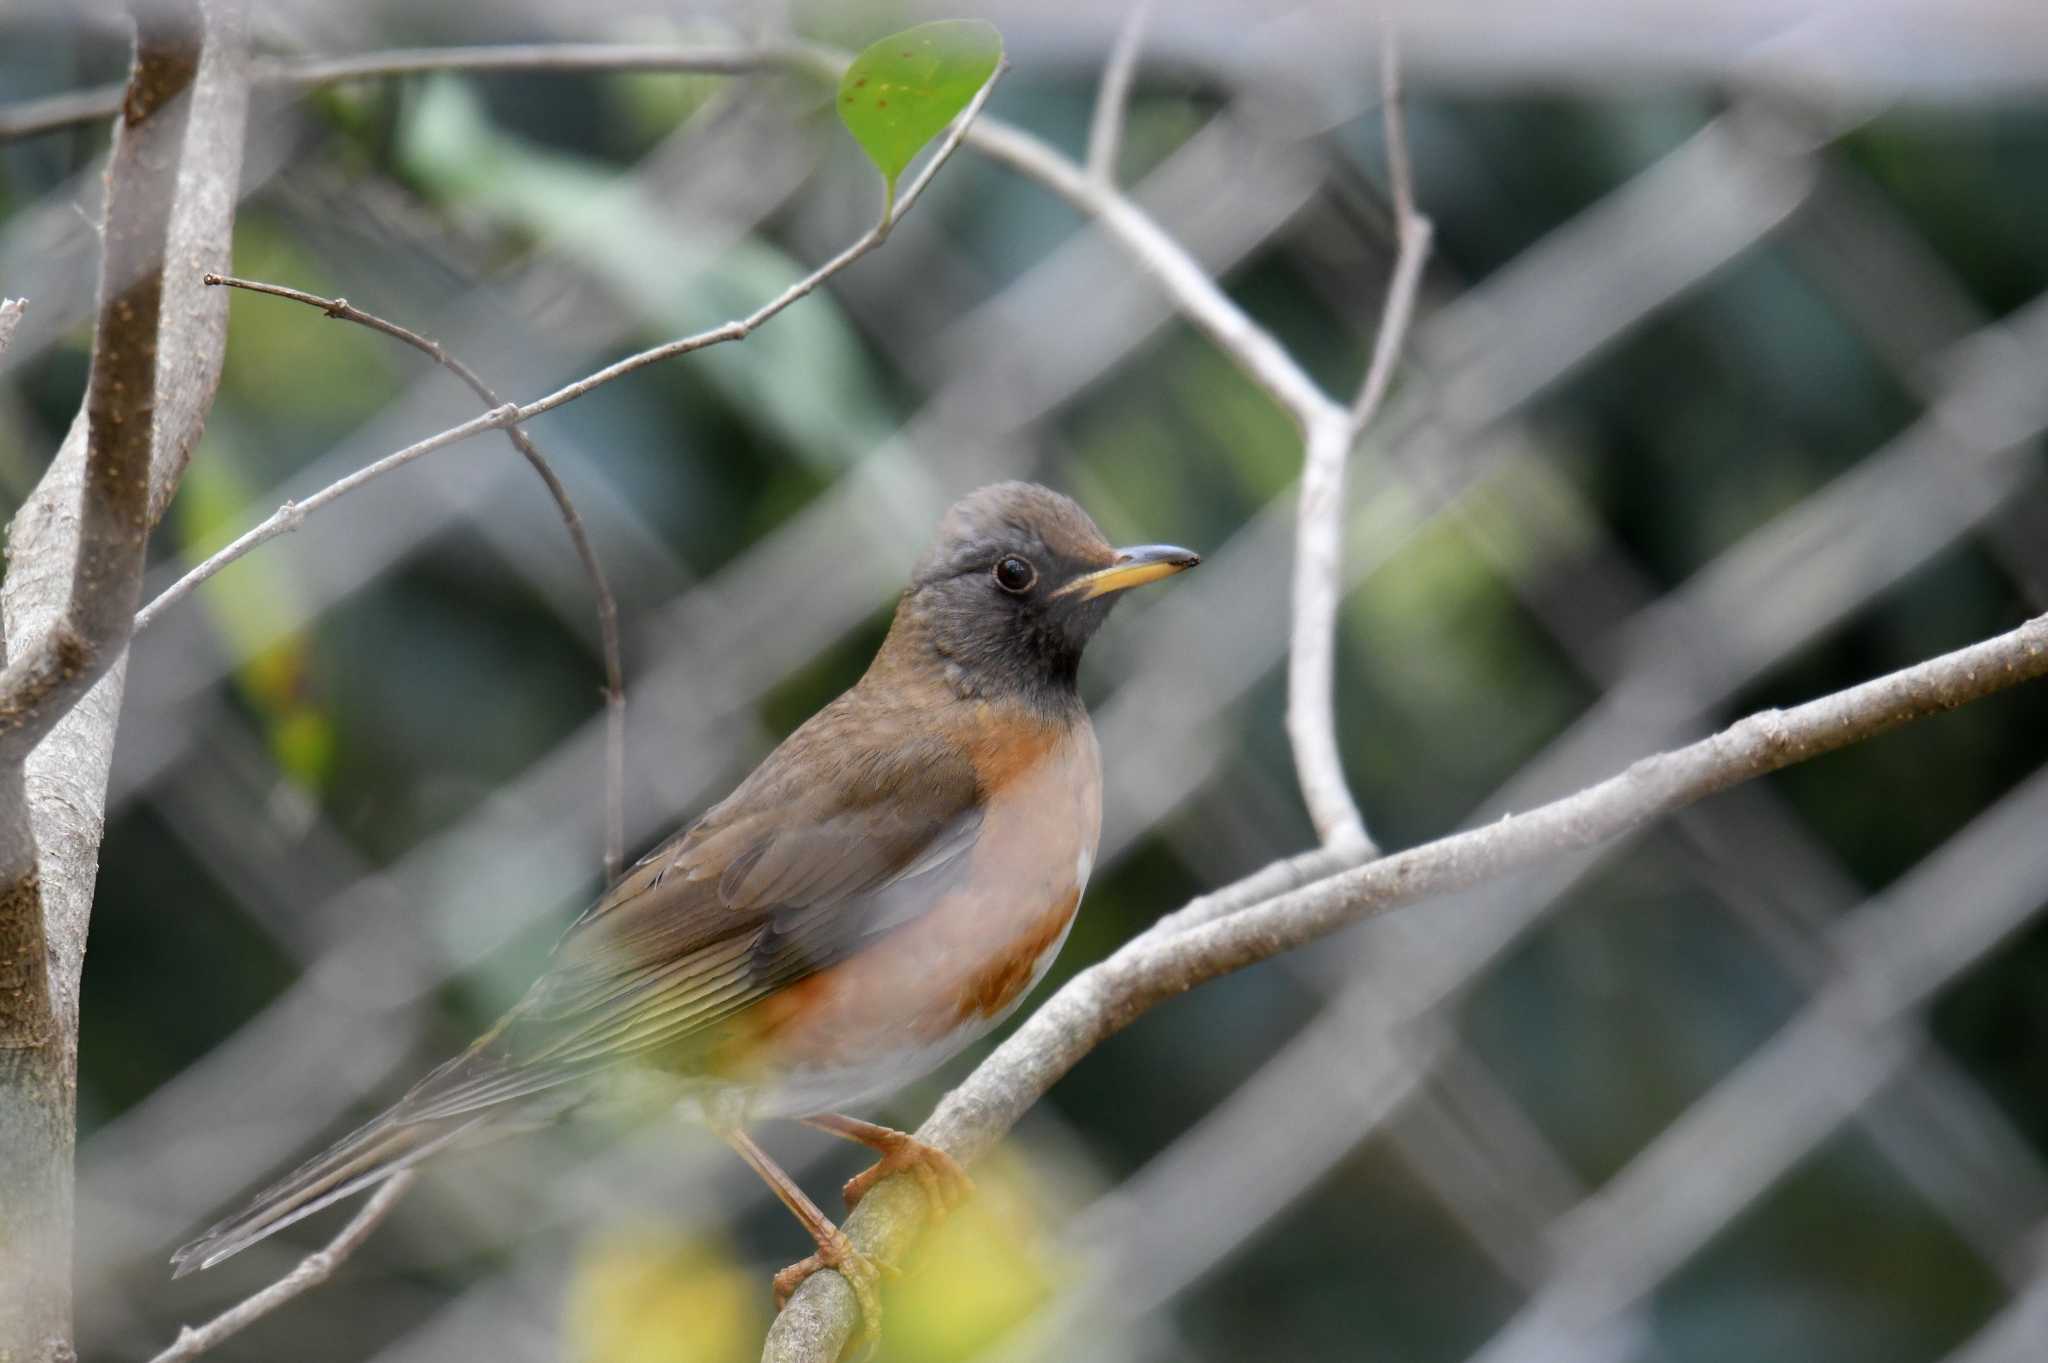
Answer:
191 275 630 883
0 43 845 143
147 1171 416 1363
1086 0 1152 185
273 42 841 87
1285 21 1431 854
964 118 1339 431
1349 19 1433 435
763 609 2048 1360
132 61 1007 641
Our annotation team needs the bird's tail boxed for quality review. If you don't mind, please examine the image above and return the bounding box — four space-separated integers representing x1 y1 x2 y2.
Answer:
170 1106 479 1277
173 998 597 1276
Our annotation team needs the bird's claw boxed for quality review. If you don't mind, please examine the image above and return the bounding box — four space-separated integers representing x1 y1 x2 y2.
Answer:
843 1135 973 1219
772 1227 894 1359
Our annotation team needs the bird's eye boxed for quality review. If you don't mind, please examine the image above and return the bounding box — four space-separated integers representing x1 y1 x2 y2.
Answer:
992 555 1037 594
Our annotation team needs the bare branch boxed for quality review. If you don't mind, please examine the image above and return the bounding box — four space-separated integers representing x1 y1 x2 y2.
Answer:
192 275 631 882
147 1172 416 1363
0 11 198 772
271 42 841 87
131 60 1007 636
0 312 27 1042
0 85 131 142
0 43 844 143
2 0 205 1056
1 4 249 1355
1285 409 1377 853
1285 23 1432 854
763 610 2048 1360
1348 19 1433 435
1086 0 1152 185
964 118 1339 432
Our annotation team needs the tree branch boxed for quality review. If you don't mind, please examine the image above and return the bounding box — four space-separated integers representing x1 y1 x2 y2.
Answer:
187 274 632 884
1085 0 1152 185
1348 20 1434 436
0 302 35 1054
963 117 1339 432
0 9 196 772
0 43 844 143
0 7 202 1057
1286 20 1432 854
0 4 249 1357
131 60 1007 637
763 610 2048 1360
146 1172 416 1363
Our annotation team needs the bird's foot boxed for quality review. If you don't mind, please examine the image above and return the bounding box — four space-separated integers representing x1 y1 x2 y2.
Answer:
842 1131 973 1217
773 1226 893 1357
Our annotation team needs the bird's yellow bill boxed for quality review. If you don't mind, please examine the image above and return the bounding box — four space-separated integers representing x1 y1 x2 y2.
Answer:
1056 544 1201 600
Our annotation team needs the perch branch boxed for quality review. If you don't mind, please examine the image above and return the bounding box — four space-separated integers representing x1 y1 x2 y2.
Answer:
184 274 631 884
763 610 2048 1360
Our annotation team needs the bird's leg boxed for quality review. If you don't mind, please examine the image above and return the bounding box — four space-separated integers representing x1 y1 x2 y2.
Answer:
802 1113 973 1216
719 1128 891 1353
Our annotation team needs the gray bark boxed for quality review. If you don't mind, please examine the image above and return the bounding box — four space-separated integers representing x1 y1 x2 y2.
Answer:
0 5 247 1357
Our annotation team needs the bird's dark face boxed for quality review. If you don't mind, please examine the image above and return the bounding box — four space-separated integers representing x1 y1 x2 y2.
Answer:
894 482 1199 709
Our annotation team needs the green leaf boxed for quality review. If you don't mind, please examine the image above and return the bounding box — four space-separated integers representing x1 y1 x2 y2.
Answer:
837 19 1002 212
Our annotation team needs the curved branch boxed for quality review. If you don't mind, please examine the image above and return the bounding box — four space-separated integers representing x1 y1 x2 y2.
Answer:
1085 0 1151 184
963 117 1337 432
182 274 631 883
763 609 2048 1360
147 1172 415 1363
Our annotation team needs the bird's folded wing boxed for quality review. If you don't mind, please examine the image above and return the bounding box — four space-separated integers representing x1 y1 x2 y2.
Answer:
389 723 984 1122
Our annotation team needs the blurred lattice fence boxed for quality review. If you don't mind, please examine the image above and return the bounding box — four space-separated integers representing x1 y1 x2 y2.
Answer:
5 4 2048 1362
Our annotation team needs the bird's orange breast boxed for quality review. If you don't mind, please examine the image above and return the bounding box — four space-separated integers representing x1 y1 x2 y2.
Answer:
697 710 1101 1107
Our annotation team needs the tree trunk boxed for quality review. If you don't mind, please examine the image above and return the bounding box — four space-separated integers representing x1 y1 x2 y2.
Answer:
0 5 247 1356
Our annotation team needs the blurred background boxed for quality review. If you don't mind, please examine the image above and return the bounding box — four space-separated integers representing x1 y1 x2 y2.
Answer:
5 2 2048 1361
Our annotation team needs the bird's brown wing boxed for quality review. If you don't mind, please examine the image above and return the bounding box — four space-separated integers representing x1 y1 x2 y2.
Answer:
391 714 983 1122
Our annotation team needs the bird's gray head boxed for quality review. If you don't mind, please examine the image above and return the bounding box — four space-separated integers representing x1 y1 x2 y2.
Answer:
893 482 1199 708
